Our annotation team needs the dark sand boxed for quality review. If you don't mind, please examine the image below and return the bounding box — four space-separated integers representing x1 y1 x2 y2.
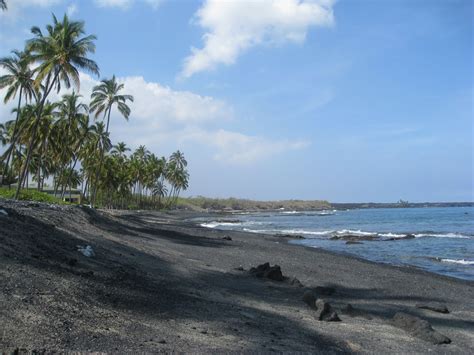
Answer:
0 200 473 353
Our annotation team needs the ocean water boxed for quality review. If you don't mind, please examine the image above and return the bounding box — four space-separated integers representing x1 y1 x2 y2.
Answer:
195 207 474 280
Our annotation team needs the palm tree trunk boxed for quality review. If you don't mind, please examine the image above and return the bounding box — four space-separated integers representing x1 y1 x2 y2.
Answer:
2 88 22 184
15 71 58 199
91 106 111 207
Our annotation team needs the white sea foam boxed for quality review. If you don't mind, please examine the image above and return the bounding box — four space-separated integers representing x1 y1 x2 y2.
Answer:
414 233 471 239
335 229 375 236
378 232 407 238
280 229 334 235
242 228 333 236
200 221 242 228
201 220 266 228
316 211 335 216
440 259 474 265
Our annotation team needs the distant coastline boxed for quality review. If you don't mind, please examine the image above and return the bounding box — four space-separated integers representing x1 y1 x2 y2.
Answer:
177 196 473 212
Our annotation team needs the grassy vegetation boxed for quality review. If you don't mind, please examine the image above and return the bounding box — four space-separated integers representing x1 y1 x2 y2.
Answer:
0 187 67 204
176 196 332 211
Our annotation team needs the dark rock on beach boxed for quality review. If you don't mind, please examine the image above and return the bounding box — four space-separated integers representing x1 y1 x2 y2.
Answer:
249 262 284 281
392 312 451 344
314 299 341 322
289 277 304 287
222 236 232 241
416 302 449 314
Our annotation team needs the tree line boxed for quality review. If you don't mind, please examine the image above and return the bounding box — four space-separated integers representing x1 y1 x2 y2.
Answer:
0 12 189 209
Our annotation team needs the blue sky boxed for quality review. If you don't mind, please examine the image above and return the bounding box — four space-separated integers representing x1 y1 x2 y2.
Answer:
0 0 472 202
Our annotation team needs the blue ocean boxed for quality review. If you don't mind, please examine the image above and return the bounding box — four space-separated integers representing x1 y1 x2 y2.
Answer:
196 207 474 280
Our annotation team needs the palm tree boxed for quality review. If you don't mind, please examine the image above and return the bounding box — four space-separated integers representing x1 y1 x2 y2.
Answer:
90 75 133 132
89 75 133 206
169 150 187 171
25 101 58 190
85 122 111 202
15 13 99 199
111 141 130 158
0 1 7 11
55 92 88 194
0 50 37 183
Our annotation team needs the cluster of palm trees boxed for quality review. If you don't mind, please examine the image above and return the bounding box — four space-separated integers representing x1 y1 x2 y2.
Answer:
0 13 189 209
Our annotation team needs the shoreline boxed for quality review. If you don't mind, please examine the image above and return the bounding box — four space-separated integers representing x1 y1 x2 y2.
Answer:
1 201 473 353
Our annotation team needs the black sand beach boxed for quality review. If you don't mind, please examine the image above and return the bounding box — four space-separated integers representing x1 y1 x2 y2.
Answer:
1 200 473 353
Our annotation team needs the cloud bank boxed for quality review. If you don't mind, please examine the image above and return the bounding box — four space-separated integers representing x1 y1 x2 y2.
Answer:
181 0 335 78
0 70 308 164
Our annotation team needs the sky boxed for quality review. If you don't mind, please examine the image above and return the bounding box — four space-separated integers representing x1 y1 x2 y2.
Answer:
0 0 472 202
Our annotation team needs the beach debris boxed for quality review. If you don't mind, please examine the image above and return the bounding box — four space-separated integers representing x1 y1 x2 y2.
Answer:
314 299 341 322
222 235 232 241
392 312 451 344
0 209 8 217
416 302 449 314
248 262 284 281
77 245 95 257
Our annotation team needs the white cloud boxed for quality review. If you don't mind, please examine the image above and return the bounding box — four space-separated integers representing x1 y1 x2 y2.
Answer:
94 0 132 9
0 0 62 19
66 3 78 16
0 69 308 164
93 0 162 10
118 75 232 124
180 128 310 164
181 0 335 78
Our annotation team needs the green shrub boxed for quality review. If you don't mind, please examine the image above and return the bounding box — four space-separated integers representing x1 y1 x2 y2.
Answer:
0 187 68 204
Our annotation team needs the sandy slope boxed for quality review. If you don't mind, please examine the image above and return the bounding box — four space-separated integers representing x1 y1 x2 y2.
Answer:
0 200 473 353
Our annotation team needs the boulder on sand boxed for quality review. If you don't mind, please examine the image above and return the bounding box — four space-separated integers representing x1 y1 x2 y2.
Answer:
248 262 284 281
290 277 304 287
392 312 451 344
302 292 341 322
314 299 341 322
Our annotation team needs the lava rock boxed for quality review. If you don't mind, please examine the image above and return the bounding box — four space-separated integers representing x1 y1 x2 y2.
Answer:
392 312 451 344
315 299 341 322
265 265 284 281
290 277 304 287
249 262 284 281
